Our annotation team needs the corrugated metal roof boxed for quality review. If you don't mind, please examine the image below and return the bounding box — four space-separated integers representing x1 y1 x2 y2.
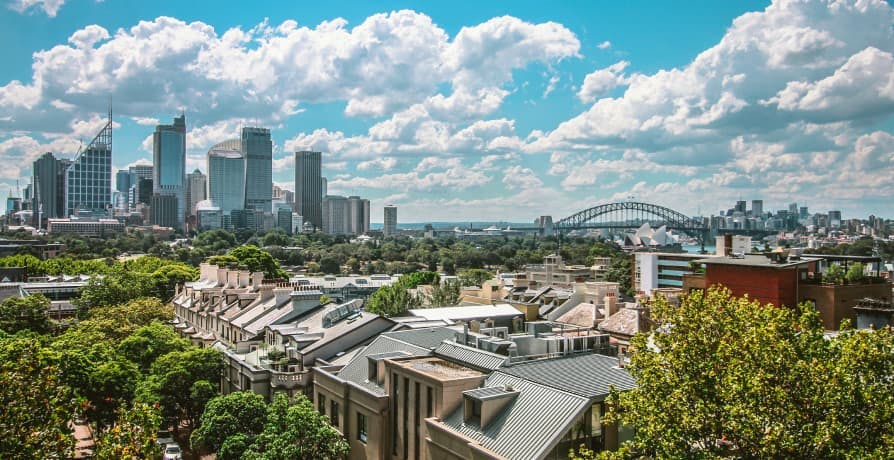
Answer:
434 342 508 371
500 353 636 399
439 372 589 460
464 386 516 401
335 327 457 395
384 327 458 349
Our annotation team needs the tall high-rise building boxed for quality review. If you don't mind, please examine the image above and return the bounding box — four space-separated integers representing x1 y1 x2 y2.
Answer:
242 127 272 213
150 194 179 228
185 169 206 217
65 114 112 217
322 195 348 235
828 210 842 229
207 140 245 214
347 196 370 235
116 169 132 193
383 205 397 237
153 115 187 228
322 195 369 235
734 200 746 214
294 150 322 229
751 200 763 217
799 206 808 219
32 152 68 224
322 177 327 199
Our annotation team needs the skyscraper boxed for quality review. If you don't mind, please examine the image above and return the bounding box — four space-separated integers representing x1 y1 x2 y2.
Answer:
32 152 68 224
65 114 112 217
116 169 132 193
207 141 245 214
347 196 370 235
751 200 763 217
153 115 186 228
322 195 348 235
384 205 397 237
294 150 322 229
185 169 206 218
242 127 272 213
828 210 842 229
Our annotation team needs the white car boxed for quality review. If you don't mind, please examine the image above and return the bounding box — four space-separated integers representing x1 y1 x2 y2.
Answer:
162 443 182 460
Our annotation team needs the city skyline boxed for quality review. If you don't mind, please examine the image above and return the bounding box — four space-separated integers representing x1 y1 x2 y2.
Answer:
1 1 894 221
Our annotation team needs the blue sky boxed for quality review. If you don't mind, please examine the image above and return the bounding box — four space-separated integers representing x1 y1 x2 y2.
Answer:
1 0 893 222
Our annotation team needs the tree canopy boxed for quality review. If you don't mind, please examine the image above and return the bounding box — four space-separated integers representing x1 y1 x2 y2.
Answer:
243 393 349 460
599 287 894 459
190 391 268 454
0 293 53 334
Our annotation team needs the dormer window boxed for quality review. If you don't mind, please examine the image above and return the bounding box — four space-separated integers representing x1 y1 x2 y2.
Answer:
462 385 520 428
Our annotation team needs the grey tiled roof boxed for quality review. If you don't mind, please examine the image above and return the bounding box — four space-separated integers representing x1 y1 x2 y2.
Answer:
439 372 589 460
500 353 636 399
434 342 508 371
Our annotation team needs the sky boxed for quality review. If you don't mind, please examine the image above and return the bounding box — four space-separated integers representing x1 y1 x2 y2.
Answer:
1 0 893 223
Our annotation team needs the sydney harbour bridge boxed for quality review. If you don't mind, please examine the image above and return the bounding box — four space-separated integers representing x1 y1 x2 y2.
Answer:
543 201 709 249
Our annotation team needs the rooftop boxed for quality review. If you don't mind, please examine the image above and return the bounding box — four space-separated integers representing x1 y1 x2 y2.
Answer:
500 352 636 399
394 357 484 380
696 254 818 269
407 304 522 322
438 372 590 460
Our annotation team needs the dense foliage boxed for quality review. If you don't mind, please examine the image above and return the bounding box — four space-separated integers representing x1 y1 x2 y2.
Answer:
0 293 53 334
595 287 894 459
192 392 349 460
0 336 78 459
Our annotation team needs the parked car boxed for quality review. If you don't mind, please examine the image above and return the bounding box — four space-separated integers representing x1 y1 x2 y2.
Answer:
162 443 182 460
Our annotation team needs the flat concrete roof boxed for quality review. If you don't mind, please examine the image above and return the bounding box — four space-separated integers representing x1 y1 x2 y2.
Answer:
394 356 484 380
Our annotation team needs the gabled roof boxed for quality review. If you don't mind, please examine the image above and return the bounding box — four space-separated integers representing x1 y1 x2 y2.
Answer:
438 372 589 460
499 353 636 399
434 341 509 372
336 327 458 395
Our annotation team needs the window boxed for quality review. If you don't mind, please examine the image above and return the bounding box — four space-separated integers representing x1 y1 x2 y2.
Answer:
330 400 339 427
318 394 326 416
426 386 433 418
357 412 368 443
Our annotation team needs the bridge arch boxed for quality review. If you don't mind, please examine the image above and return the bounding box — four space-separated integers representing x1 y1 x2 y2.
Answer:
554 201 708 241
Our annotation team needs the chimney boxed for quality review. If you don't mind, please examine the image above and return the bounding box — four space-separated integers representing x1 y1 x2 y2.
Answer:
604 292 618 318
216 267 228 287
251 272 264 290
238 271 250 288
724 234 733 256
227 270 239 289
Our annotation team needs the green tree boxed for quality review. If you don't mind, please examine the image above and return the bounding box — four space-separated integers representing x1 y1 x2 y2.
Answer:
396 271 440 289
211 245 288 279
119 321 190 372
0 293 53 334
846 262 865 283
75 268 156 310
427 279 461 307
136 347 225 432
319 256 341 274
605 255 632 296
458 268 492 287
243 393 349 460
190 391 269 454
86 357 141 428
603 287 894 459
364 284 421 317
93 402 162 460
0 337 77 459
